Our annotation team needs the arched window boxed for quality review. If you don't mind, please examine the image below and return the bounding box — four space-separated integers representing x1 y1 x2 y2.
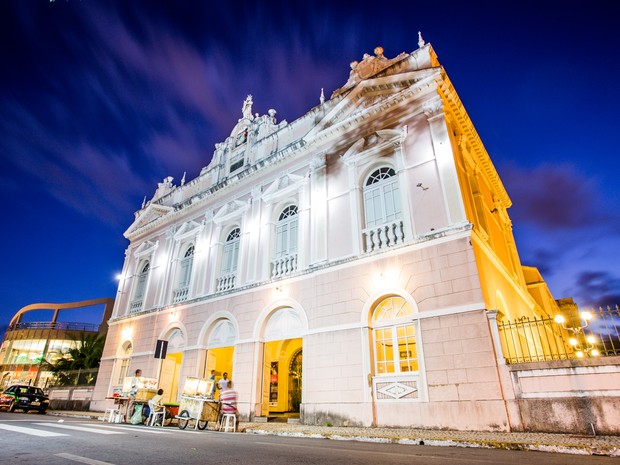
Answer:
372 296 418 374
218 228 240 291
130 261 150 312
272 205 298 277
173 245 194 303
362 167 404 252
116 342 132 384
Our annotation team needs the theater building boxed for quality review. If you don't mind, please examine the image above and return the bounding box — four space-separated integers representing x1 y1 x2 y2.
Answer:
92 40 561 430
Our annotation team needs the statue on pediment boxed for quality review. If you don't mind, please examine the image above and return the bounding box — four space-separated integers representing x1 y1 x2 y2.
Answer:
242 95 254 120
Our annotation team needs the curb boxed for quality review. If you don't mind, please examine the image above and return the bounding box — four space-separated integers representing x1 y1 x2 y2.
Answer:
46 412 619 457
244 428 620 457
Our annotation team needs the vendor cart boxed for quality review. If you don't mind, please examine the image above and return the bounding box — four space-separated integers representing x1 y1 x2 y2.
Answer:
176 376 219 430
177 395 219 430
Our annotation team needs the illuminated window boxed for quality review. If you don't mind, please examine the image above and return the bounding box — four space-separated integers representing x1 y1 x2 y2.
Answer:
172 244 194 303
116 342 132 384
372 296 418 375
130 261 150 313
217 228 240 291
221 229 240 274
363 167 401 228
276 206 298 258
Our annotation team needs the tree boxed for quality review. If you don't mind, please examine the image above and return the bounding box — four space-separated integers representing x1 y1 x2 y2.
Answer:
43 332 106 386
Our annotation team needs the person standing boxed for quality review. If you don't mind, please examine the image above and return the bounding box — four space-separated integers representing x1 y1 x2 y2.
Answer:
209 370 217 398
217 372 230 391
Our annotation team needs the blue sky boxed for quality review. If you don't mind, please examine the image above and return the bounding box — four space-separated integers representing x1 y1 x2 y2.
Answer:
1 1 618 337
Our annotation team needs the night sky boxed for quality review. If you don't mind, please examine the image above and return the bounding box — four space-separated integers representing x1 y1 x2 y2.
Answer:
1 1 619 337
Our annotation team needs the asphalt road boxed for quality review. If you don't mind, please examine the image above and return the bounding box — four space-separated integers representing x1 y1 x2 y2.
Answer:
0 412 616 465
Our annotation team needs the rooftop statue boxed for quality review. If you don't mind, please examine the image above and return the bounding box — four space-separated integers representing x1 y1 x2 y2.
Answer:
242 95 254 120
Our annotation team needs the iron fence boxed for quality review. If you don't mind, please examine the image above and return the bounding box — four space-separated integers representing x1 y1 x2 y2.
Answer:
7 321 100 332
497 305 620 363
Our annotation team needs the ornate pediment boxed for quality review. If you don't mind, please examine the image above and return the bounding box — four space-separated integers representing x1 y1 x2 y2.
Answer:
212 199 249 225
124 203 174 239
173 219 204 241
262 173 306 203
133 240 158 259
340 128 407 167
309 67 439 139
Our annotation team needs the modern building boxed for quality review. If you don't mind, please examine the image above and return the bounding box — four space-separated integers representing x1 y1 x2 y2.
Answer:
92 40 564 431
0 298 114 389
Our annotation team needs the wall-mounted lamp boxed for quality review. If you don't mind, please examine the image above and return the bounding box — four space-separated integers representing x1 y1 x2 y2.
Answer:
416 183 429 191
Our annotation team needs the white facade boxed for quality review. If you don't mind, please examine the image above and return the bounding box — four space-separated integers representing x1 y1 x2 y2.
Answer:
93 43 522 431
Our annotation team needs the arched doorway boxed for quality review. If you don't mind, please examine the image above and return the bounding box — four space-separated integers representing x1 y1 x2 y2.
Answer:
159 329 184 403
203 318 236 400
261 307 305 419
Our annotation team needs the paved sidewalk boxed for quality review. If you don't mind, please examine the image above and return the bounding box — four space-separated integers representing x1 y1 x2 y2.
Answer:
47 410 620 457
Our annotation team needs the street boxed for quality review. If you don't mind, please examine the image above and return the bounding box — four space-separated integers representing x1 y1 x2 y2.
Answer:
0 412 616 465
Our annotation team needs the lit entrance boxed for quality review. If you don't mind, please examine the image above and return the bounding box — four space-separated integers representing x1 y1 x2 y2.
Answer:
260 307 305 419
203 319 236 399
158 329 184 404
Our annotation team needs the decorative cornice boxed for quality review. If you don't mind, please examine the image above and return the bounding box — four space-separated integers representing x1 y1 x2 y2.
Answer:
437 72 511 208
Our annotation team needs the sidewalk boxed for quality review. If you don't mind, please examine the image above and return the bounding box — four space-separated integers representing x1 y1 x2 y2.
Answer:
47 410 620 457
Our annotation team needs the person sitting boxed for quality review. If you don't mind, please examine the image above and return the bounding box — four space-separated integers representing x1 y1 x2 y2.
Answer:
147 388 165 426
218 381 238 425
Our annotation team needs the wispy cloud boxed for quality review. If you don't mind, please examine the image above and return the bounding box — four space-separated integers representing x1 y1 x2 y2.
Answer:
500 163 619 230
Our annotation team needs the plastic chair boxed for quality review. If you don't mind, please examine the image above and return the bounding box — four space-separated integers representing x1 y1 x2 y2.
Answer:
219 413 236 432
147 400 166 426
103 408 119 422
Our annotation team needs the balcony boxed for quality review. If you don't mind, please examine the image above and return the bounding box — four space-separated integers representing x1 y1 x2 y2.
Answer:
172 286 189 303
271 254 298 278
217 273 236 292
363 219 405 253
129 300 143 313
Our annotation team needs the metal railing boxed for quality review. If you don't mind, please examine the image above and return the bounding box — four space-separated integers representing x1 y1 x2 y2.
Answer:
45 368 99 387
497 306 620 363
7 321 100 332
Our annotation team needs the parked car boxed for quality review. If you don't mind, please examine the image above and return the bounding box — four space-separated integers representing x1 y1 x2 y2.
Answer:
0 385 49 413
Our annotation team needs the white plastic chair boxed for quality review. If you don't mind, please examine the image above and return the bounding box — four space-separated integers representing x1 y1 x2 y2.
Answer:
147 400 166 426
103 408 119 422
219 413 236 432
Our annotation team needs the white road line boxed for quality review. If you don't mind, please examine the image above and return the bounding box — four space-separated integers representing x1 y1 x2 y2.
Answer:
0 423 67 437
33 423 124 434
82 423 172 434
55 453 117 465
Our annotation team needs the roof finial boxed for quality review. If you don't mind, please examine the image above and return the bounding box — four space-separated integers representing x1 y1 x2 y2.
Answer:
141 196 146 209
181 171 186 186
418 31 425 48
320 88 325 105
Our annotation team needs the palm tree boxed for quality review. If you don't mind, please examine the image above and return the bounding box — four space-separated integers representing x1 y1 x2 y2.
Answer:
43 332 106 386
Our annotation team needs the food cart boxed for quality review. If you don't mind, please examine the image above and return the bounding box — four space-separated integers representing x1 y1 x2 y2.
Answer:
176 376 219 430
122 376 158 423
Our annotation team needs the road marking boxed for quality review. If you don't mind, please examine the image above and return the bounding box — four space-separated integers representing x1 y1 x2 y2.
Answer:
82 423 172 434
33 423 124 434
0 423 67 437
55 453 117 465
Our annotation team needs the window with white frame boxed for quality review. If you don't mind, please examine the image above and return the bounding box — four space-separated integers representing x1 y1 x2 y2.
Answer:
173 244 194 303
372 296 418 375
362 167 404 252
217 228 240 291
116 342 132 384
272 205 298 277
130 261 150 312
